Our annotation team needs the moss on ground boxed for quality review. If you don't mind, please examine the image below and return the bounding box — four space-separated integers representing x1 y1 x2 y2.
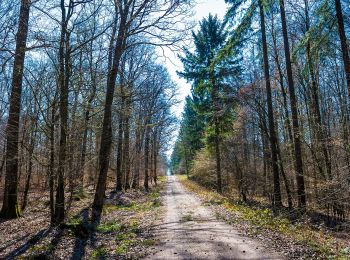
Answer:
97 221 122 233
91 246 107 259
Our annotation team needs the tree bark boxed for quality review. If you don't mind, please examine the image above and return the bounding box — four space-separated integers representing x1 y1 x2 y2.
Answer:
132 122 141 189
279 0 306 210
144 122 150 191
334 0 350 102
92 6 129 218
21 117 36 211
53 0 69 225
259 0 283 208
49 101 56 224
1 0 31 219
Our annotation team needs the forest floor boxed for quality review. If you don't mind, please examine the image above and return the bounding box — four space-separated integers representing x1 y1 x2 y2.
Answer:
0 179 165 259
1 175 349 259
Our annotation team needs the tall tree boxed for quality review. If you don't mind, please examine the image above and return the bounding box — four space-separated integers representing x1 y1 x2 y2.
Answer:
93 2 129 217
1 0 31 219
179 14 239 193
173 95 206 173
53 0 70 225
258 0 283 208
334 0 350 100
278 0 306 209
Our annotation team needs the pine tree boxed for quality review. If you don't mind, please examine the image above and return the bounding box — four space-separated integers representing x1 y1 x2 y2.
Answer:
179 14 240 193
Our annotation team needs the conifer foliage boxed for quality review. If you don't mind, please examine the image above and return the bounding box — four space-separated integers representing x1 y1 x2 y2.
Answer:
177 14 241 193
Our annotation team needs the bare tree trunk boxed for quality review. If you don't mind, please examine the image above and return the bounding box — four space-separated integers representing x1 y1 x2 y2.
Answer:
1 0 31 219
80 82 96 188
144 123 150 191
93 6 129 217
271 15 293 144
116 103 124 192
334 0 350 100
49 101 56 224
279 0 306 210
21 116 36 211
259 0 282 208
276 140 293 210
80 43 98 188
132 123 141 189
0 146 5 182
68 78 79 199
261 122 268 197
124 115 130 189
54 0 69 224
150 135 154 185
153 130 158 185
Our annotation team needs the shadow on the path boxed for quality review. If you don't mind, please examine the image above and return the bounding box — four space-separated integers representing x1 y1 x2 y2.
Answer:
2 206 101 260
70 206 103 259
69 203 103 259
3 228 51 259
0 233 30 253
70 207 90 260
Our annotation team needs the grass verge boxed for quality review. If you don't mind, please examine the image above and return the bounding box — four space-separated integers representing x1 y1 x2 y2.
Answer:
178 175 349 259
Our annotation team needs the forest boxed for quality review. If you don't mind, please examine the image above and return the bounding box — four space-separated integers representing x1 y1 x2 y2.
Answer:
1 0 350 259
172 0 350 220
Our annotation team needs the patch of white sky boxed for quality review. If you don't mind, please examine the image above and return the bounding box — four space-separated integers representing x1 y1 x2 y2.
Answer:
160 0 229 158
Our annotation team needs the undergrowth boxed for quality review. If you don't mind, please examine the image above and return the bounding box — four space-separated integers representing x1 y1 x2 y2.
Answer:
96 180 165 258
21 179 165 260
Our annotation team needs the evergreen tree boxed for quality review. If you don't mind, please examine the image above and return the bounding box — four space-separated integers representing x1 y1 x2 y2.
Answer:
178 14 240 192
181 96 206 159
170 95 206 175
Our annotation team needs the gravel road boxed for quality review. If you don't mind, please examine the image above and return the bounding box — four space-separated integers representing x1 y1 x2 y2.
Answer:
145 175 283 260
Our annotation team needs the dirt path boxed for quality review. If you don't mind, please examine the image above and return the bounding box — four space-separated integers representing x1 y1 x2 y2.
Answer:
146 175 283 260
